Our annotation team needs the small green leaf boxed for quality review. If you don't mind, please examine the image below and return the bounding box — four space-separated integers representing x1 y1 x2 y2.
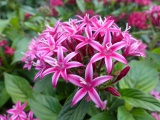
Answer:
119 60 158 93
119 88 160 112
4 73 32 102
118 106 154 120
29 93 62 120
12 37 30 64
76 0 85 13
90 112 116 120
0 19 9 33
0 81 10 107
57 92 90 120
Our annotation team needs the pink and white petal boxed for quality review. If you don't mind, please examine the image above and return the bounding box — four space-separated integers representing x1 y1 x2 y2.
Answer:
42 67 56 78
67 74 84 87
57 46 64 62
111 52 127 64
66 61 84 69
72 35 85 42
89 40 103 52
21 102 27 110
75 42 87 51
60 69 67 81
92 75 113 87
64 52 77 63
72 88 87 106
90 53 104 63
110 41 126 52
85 64 93 83
85 25 92 38
103 31 112 46
104 56 112 74
88 88 105 110
52 71 61 88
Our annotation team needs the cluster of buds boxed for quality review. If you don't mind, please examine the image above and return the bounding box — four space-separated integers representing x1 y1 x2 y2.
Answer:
0 101 38 120
22 14 146 110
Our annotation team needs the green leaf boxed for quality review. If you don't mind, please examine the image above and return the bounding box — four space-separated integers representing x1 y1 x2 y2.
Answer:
0 19 9 33
12 37 30 64
118 106 154 120
119 88 160 112
29 93 62 120
0 81 10 107
152 47 160 54
90 112 116 120
76 0 85 13
57 92 90 120
4 73 32 102
119 60 158 93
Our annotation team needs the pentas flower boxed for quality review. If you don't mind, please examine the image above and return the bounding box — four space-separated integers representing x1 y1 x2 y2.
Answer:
128 12 148 30
42 46 83 88
50 0 63 7
23 14 146 110
134 0 151 6
7 101 27 120
4 46 15 55
0 40 7 47
147 5 160 26
68 64 113 110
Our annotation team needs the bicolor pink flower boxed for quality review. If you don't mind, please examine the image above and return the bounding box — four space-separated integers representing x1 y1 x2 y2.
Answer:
0 40 8 47
0 115 7 120
68 64 113 110
7 101 27 120
90 33 127 74
42 46 83 88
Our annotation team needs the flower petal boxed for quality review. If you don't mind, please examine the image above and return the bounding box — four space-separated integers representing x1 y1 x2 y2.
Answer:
52 71 61 88
68 74 84 87
104 56 112 74
89 40 103 52
57 46 64 62
75 42 87 51
85 25 92 38
60 69 67 81
85 63 93 83
64 52 77 63
88 88 105 110
42 67 57 78
90 53 104 63
72 35 85 42
103 31 112 46
72 88 87 106
92 75 113 87
111 52 127 64
110 41 126 52
66 61 84 69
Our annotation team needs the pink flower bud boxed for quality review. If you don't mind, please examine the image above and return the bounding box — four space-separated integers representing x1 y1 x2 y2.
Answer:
105 87 120 97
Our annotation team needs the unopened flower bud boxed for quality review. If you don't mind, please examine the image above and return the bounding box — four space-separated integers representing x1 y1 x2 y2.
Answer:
105 87 120 97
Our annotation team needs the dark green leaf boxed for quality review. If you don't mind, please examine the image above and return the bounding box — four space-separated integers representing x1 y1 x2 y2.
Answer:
119 60 158 93
90 112 116 120
57 92 90 120
119 88 160 112
29 93 62 120
0 81 10 107
4 73 32 102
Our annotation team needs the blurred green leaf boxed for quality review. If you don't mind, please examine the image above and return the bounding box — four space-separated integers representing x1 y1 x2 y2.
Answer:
119 88 160 112
21 5 37 15
0 81 10 107
29 93 62 120
119 60 158 93
4 73 32 103
0 19 9 33
118 106 154 120
90 112 116 120
76 0 85 13
12 37 30 64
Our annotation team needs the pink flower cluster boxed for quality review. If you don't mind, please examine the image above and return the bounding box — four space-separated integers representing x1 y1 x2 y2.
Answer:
0 101 38 120
117 0 151 6
22 15 146 110
147 5 160 26
128 12 148 30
